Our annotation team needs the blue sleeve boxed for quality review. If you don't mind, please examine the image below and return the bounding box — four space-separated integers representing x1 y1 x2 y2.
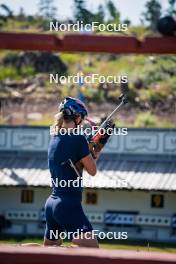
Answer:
76 135 90 161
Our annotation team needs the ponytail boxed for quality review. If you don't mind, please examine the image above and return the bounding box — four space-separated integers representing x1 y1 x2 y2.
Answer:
50 112 64 135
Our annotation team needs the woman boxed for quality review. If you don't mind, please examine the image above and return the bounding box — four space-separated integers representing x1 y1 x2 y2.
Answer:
44 97 99 248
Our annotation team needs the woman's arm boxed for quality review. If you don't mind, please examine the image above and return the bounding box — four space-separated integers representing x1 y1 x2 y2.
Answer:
80 149 101 176
80 154 97 176
76 135 101 176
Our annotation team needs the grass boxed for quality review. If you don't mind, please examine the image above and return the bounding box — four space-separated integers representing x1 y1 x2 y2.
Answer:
0 237 176 253
0 19 176 128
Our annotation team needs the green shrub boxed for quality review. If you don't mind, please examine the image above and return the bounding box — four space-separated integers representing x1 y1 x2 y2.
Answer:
59 53 84 65
20 66 35 76
134 112 158 128
0 66 35 81
0 67 19 80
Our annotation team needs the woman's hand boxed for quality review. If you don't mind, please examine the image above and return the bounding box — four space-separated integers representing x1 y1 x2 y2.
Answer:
94 151 101 161
75 161 84 172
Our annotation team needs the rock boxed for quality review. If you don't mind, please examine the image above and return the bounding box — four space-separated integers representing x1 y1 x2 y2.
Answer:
27 112 42 120
134 78 144 89
24 84 37 94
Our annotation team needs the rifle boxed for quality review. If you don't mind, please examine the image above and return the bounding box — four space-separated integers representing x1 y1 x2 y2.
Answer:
87 94 128 158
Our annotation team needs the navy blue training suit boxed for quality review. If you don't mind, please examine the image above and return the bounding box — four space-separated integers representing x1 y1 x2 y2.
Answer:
45 133 93 240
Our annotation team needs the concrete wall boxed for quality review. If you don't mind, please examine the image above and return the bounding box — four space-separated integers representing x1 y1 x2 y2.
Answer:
0 126 176 155
83 189 176 216
0 187 49 236
0 187 176 242
83 189 176 242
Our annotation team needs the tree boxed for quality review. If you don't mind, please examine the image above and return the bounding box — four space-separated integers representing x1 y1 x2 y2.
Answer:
74 0 85 21
167 0 176 15
38 0 57 20
74 0 94 24
0 4 13 20
0 4 13 28
17 7 25 21
142 0 162 31
94 4 105 24
106 0 120 23
123 19 131 27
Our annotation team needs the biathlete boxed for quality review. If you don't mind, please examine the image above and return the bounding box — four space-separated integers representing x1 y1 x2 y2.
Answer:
44 97 100 248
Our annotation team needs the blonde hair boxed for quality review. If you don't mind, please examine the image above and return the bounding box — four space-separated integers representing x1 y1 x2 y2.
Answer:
50 112 64 135
50 111 84 136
